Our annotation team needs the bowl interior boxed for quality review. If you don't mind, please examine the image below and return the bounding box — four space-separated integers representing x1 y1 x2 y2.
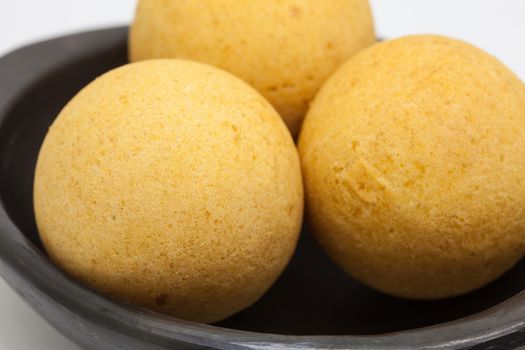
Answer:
1 33 525 337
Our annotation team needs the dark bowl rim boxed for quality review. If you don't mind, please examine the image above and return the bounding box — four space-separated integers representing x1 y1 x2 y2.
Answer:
1 26 525 350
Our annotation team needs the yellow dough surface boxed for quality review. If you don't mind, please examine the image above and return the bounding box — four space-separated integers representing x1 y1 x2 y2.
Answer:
129 0 375 136
299 35 525 299
34 59 303 323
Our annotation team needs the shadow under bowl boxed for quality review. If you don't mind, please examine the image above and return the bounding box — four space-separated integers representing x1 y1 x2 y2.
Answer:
0 27 525 349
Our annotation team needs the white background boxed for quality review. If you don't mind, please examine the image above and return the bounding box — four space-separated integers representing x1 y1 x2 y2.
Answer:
0 1 524 349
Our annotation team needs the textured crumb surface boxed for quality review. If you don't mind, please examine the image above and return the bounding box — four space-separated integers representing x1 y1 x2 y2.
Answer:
299 35 525 299
34 59 304 323
129 0 375 136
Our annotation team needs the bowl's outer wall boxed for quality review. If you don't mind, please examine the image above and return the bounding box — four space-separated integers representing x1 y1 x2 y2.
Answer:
1 27 525 350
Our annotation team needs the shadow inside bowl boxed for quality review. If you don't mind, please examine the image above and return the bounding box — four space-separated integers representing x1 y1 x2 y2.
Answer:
1 28 525 338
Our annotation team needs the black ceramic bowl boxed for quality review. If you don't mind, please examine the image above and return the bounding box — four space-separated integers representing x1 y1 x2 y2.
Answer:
1 27 525 350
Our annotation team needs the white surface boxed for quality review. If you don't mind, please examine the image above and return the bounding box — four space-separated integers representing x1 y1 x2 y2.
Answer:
0 1 524 349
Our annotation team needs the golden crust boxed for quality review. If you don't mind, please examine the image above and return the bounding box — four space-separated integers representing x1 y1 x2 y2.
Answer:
34 59 304 323
129 0 375 136
299 35 525 299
